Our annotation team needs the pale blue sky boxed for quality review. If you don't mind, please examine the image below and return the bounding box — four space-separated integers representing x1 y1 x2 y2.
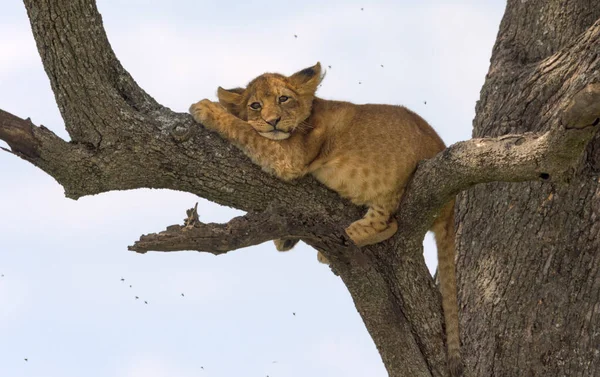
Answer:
0 1 504 376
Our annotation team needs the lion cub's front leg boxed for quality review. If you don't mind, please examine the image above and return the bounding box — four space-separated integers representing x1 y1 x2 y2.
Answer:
190 99 307 181
190 99 249 142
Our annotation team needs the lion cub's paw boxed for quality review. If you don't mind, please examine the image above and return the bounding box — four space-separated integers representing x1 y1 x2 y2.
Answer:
345 219 398 247
189 99 224 129
273 238 299 251
317 251 330 265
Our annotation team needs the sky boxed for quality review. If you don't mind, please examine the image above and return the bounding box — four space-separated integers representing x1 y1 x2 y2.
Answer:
0 1 505 376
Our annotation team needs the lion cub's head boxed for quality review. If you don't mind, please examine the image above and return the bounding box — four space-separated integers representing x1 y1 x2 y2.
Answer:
217 62 324 140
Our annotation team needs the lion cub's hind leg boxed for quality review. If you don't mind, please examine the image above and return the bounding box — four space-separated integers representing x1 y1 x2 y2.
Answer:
316 251 330 264
346 205 398 247
273 238 299 252
274 238 330 265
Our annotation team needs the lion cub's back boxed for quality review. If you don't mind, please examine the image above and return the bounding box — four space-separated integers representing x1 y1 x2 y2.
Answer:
348 103 445 157
311 102 445 206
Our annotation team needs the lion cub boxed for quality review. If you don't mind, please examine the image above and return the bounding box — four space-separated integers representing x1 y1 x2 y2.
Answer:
190 63 461 375
190 62 447 249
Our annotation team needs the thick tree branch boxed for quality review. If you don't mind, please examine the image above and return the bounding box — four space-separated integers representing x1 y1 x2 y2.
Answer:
23 0 160 146
396 83 600 242
0 109 105 194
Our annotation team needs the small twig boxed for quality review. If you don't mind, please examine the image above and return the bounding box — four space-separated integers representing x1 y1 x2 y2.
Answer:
183 203 200 227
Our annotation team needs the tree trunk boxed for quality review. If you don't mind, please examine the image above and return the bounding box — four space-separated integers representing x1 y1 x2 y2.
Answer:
1 1 599 377
457 1 600 376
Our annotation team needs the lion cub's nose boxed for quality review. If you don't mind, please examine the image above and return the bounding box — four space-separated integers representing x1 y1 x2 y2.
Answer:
265 117 281 127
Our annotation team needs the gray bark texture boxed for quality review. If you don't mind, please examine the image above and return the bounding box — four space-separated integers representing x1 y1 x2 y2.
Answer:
0 1 599 376
456 1 600 376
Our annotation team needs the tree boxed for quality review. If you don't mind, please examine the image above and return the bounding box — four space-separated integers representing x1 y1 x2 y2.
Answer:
0 1 598 376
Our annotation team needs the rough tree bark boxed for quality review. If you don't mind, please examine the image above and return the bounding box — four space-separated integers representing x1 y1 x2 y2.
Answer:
0 1 599 376
456 1 600 376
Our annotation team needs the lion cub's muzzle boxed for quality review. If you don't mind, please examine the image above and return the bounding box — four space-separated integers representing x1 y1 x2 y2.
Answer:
258 129 291 140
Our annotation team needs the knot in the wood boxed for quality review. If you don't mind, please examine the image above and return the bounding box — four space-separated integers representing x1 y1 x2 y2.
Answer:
170 123 192 142
561 83 600 130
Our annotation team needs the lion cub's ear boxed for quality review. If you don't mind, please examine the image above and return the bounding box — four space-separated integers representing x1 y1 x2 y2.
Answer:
289 62 323 95
217 87 245 116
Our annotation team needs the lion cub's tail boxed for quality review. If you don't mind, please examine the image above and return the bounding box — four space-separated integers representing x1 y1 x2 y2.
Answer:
431 200 463 376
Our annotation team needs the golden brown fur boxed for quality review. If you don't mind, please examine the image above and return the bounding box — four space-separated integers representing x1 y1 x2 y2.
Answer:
189 63 461 374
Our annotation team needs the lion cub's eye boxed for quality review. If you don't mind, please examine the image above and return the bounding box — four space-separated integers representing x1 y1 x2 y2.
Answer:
249 102 262 110
279 96 289 103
